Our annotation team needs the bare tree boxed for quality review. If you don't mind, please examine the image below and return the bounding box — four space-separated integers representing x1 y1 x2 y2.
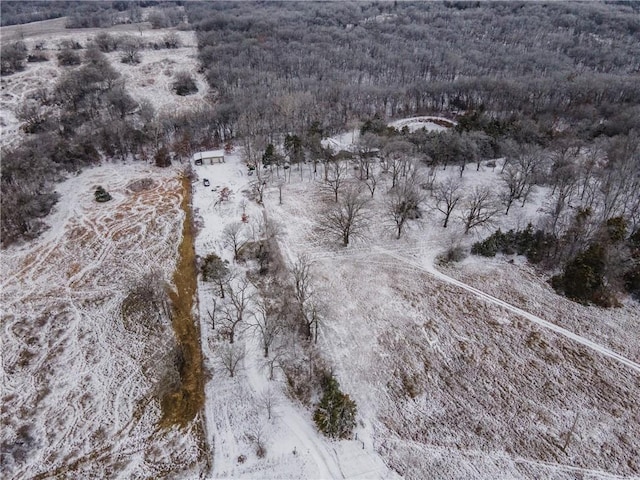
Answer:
246 422 267 458
357 132 382 179
388 177 426 239
292 254 313 306
501 147 541 214
382 140 414 188
223 222 250 261
250 299 283 357
461 186 500 234
119 35 142 64
217 342 246 377
206 299 218 330
433 178 462 228
262 347 286 381
251 177 270 204
324 160 349 202
500 164 528 215
220 277 252 343
319 185 369 246
362 166 379 198
302 300 322 343
121 270 172 328
277 179 285 205
259 387 279 420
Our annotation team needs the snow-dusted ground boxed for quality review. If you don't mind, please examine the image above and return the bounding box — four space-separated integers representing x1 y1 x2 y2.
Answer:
187 132 639 478
1 20 206 148
191 152 398 479
387 116 456 133
1 163 205 478
3 15 639 475
256 132 640 478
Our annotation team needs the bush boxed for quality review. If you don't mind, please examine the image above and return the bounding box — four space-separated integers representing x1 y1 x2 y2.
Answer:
1 41 28 75
94 186 112 202
471 224 555 263
172 71 198 96
624 266 640 301
92 32 119 52
163 32 181 49
27 52 49 63
57 49 81 66
438 245 467 265
154 147 171 167
552 243 616 307
313 374 357 439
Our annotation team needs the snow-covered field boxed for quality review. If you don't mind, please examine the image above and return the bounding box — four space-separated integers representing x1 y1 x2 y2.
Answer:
2 15 639 479
388 116 456 133
191 152 398 479
186 129 639 479
1 19 205 148
1 163 205 478
255 138 640 478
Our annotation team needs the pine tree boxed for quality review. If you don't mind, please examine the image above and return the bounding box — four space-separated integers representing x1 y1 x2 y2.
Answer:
94 186 112 202
313 375 357 439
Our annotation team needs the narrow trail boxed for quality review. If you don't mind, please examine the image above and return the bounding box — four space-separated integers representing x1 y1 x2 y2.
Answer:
375 247 640 374
291 238 640 374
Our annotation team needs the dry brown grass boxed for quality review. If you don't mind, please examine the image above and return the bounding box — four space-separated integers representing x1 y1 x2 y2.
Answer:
160 175 205 429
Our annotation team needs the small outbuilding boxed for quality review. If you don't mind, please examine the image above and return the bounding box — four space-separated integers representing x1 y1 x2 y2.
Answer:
193 150 225 165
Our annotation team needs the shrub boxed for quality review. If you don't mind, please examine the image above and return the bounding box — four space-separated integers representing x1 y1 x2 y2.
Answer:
57 49 81 66
92 32 119 52
471 224 555 263
154 147 171 167
1 41 28 75
94 186 112 202
172 71 198 96
438 245 467 265
552 243 616 307
313 374 357 439
163 32 181 49
624 266 640 301
27 52 49 63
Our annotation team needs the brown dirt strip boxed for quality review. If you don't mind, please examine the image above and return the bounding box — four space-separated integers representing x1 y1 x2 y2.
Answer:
160 174 205 429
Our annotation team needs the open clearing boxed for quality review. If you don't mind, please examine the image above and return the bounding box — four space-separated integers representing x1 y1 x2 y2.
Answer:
1 19 206 149
257 144 640 478
186 139 640 479
1 164 205 478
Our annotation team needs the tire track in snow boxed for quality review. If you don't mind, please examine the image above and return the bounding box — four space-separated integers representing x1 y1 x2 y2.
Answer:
376 247 640 374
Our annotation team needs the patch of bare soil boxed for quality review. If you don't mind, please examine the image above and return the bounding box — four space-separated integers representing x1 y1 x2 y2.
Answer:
161 175 206 429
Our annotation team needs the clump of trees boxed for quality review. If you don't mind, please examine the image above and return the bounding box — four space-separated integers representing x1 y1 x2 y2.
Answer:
473 215 640 307
551 244 614 307
1 41 27 75
551 218 639 307
471 224 556 264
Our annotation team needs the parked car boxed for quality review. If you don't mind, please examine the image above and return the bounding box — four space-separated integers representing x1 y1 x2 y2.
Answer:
203 178 210 187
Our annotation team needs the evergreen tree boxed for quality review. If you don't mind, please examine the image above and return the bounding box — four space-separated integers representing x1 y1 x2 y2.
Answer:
313 375 357 439
94 186 112 202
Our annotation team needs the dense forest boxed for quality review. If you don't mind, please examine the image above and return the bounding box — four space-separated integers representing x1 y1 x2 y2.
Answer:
187 1 640 139
1 1 639 304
